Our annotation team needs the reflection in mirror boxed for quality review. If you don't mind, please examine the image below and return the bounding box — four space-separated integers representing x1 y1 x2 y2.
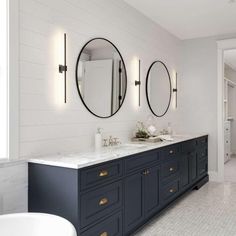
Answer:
76 38 127 118
146 61 171 117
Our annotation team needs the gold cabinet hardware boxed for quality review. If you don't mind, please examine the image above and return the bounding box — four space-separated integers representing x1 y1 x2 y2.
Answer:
169 150 174 154
169 188 175 193
99 198 109 206
100 232 108 236
169 167 174 172
99 170 109 177
142 170 150 175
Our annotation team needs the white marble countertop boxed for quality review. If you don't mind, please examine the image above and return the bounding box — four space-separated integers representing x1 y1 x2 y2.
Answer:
28 134 208 169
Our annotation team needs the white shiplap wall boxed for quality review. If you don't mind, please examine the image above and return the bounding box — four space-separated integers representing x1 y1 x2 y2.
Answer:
0 162 28 214
19 0 180 158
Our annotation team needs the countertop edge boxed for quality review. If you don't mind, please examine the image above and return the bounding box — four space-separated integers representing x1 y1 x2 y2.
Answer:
28 134 208 170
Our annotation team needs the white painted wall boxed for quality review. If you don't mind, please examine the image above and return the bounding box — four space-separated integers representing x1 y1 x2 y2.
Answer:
180 37 218 172
0 0 8 159
179 35 236 175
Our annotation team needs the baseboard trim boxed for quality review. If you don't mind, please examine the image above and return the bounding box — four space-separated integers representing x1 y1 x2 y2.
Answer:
208 171 221 182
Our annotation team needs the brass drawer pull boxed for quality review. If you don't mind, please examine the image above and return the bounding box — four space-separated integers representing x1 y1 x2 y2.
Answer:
99 198 109 206
169 188 176 193
142 170 150 175
169 150 174 154
169 167 174 172
100 232 108 236
99 170 109 177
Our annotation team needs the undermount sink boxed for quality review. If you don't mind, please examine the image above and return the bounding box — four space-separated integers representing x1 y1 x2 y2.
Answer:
112 143 147 150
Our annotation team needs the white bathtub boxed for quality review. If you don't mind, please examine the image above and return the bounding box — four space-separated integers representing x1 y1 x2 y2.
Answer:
0 213 77 236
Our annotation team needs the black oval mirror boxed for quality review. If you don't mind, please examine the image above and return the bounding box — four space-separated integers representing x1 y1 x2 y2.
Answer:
76 38 127 118
146 61 172 117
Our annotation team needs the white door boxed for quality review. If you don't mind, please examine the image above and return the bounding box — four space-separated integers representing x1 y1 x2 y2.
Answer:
84 59 113 117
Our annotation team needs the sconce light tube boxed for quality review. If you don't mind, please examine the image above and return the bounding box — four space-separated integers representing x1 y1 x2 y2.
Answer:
59 33 67 103
173 72 178 108
135 60 141 107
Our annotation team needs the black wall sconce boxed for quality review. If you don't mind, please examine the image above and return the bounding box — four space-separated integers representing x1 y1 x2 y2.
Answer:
59 33 67 103
173 72 178 108
135 59 141 106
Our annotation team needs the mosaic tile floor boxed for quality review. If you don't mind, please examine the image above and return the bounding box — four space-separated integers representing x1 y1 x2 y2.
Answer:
135 182 236 236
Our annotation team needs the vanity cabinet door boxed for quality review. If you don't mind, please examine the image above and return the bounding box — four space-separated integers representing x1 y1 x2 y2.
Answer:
189 151 198 183
124 172 144 233
180 154 190 189
144 166 160 217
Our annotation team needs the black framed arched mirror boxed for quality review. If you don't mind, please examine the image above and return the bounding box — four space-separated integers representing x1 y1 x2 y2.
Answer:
75 38 127 118
146 61 172 117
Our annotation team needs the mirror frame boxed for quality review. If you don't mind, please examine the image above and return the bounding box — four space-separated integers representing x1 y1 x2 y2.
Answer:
75 37 127 118
145 60 172 117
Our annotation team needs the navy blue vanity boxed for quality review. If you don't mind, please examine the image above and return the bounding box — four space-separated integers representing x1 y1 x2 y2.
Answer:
28 135 208 236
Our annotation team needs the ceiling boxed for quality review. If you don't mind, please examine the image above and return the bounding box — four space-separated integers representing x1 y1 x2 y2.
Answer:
123 0 236 39
225 50 236 71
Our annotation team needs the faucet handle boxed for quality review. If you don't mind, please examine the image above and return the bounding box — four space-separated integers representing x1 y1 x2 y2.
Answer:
108 136 114 146
103 139 108 147
113 138 121 145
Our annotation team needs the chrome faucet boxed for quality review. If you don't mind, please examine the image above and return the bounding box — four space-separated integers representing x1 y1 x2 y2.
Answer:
103 136 121 147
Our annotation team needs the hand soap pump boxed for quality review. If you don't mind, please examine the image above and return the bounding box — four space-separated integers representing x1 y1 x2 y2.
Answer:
95 128 102 150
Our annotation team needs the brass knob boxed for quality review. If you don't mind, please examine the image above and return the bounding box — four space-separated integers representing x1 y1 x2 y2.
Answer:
169 188 175 193
169 150 174 154
169 167 174 172
99 198 108 206
100 232 108 236
99 170 108 177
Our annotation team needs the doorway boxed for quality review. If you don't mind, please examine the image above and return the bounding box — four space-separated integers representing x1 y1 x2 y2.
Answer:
217 39 236 182
223 50 236 181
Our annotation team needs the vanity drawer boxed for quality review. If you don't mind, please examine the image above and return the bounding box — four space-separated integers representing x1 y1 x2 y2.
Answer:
160 144 180 161
197 147 208 160
81 181 122 228
196 136 208 147
81 161 122 190
125 151 159 173
161 179 180 202
161 160 179 180
198 159 208 177
81 211 122 236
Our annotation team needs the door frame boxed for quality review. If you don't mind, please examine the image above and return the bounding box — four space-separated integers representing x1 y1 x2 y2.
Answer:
217 38 236 182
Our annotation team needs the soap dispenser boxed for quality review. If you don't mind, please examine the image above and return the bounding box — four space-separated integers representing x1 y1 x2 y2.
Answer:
95 128 102 150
